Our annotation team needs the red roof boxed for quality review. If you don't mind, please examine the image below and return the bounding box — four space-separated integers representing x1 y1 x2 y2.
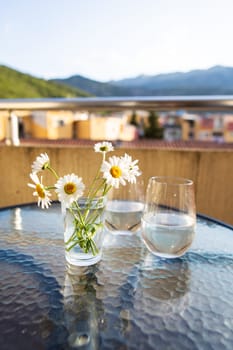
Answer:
1 138 232 150
200 119 214 129
227 122 233 131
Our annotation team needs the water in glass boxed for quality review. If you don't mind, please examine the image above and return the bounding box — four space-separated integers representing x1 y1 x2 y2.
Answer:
104 180 144 235
142 212 195 258
141 176 196 258
105 200 144 233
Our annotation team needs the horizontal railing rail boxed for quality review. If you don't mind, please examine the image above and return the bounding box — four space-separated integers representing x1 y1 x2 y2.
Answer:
1 95 233 111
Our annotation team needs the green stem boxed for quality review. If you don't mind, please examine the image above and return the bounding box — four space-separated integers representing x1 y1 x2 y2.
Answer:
85 207 104 226
65 230 77 245
47 166 59 180
46 185 56 190
90 239 98 256
66 240 79 251
102 183 112 196
86 152 105 199
70 206 85 227
91 178 106 198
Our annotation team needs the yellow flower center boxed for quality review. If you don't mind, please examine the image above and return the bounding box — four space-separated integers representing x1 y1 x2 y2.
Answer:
110 166 122 178
36 184 45 198
64 182 77 195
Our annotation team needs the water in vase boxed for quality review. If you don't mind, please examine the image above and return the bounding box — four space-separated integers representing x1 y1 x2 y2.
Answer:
64 205 104 266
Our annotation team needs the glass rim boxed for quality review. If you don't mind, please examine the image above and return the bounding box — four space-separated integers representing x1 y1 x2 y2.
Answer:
149 176 193 186
69 196 106 210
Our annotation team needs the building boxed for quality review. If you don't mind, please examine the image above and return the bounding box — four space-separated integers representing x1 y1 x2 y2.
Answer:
0 112 7 141
162 113 182 141
181 114 198 141
223 115 233 142
196 117 214 141
74 112 137 141
31 111 74 139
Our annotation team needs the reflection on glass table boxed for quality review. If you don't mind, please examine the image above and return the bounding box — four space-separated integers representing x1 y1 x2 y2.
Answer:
0 203 233 350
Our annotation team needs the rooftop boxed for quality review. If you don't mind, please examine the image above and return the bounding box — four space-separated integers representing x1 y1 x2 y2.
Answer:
3 138 233 151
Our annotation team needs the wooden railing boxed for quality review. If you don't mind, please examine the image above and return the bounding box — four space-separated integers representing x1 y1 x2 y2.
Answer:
0 143 233 225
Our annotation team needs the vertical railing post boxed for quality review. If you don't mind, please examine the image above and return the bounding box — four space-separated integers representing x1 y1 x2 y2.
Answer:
5 111 20 146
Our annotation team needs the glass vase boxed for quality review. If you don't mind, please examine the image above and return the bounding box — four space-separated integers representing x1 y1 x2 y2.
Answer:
64 196 106 266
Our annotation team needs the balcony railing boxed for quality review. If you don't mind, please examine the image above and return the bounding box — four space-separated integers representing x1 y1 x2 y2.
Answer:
1 96 233 225
1 95 233 111
1 95 233 146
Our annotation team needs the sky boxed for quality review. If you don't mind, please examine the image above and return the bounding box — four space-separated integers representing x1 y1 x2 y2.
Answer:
1 0 233 82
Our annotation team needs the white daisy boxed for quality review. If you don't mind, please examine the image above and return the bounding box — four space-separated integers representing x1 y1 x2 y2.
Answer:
94 141 114 154
121 153 141 183
32 153 50 173
101 155 128 188
55 174 85 207
28 173 52 209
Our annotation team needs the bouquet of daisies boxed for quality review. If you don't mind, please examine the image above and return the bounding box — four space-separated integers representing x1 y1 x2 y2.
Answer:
28 141 141 255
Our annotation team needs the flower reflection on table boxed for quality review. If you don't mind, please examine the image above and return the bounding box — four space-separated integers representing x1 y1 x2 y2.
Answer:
63 265 105 349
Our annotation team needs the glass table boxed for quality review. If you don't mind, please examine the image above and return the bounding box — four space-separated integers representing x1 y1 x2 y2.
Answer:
0 203 233 350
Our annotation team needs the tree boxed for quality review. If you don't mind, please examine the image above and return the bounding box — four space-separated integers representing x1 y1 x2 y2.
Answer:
129 111 138 127
144 111 163 139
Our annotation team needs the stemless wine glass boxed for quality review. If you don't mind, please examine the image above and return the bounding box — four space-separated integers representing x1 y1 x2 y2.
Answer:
104 180 144 235
142 176 196 258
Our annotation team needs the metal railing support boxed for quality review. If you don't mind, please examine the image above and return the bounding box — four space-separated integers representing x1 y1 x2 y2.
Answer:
5 112 20 146
1 96 233 112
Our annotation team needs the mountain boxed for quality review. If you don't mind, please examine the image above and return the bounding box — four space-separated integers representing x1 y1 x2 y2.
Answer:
51 75 130 97
0 65 90 98
2 65 233 98
111 66 233 95
52 66 233 96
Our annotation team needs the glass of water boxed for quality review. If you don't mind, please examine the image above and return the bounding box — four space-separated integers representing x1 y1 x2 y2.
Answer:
104 180 144 235
142 176 196 258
